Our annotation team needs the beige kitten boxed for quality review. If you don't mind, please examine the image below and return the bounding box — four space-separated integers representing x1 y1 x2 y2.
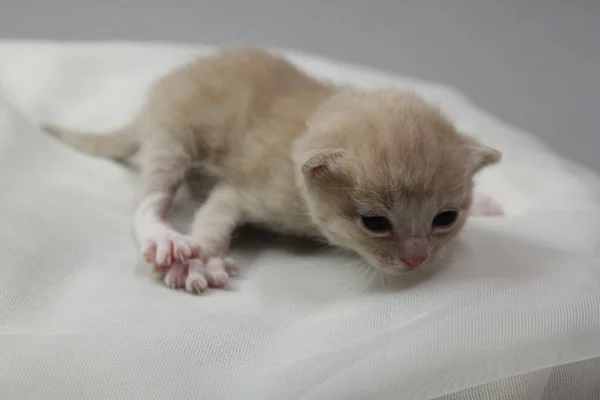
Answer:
42 46 502 293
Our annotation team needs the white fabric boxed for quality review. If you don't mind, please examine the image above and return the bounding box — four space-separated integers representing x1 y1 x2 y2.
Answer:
1 41 599 400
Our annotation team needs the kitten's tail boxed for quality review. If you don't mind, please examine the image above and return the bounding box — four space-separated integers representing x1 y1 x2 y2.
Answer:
40 122 140 161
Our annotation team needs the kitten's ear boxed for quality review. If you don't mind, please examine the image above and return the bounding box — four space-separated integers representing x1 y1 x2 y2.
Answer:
297 148 346 183
461 135 502 174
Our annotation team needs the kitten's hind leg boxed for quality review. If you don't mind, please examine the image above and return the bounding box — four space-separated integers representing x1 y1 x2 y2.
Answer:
134 139 201 268
164 184 242 293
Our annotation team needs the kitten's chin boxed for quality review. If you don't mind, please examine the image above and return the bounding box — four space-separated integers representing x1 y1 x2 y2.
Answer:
367 255 433 275
372 264 416 275
359 255 415 275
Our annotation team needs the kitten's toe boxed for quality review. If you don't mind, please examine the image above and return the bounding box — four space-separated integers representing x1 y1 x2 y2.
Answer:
155 240 174 266
223 257 239 277
185 260 209 294
172 237 201 262
142 232 202 267
205 258 230 288
177 257 235 294
172 242 189 261
164 263 188 289
142 240 158 264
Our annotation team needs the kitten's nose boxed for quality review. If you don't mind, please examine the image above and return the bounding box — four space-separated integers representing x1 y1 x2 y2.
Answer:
401 237 428 269
401 256 425 269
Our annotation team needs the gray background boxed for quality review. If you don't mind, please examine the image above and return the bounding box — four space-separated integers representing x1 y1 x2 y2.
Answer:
1 0 598 170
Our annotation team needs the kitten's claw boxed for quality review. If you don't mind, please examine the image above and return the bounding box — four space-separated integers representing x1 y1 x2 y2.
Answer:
164 257 237 294
186 260 210 293
471 194 504 216
142 232 201 267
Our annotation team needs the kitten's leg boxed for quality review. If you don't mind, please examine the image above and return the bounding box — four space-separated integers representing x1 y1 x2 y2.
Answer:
164 184 242 293
190 184 241 259
134 140 201 267
471 193 504 216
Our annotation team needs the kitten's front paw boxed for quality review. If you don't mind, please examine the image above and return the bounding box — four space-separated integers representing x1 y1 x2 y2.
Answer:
185 257 238 294
163 262 188 289
471 194 504 216
161 257 238 294
142 231 201 267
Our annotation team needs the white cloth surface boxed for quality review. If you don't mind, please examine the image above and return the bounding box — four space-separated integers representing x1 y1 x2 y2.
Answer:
0 41 599 400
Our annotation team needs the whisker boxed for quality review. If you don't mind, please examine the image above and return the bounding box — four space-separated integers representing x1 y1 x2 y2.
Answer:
379 272 388 291
338 263 365 279
344 264 371 290
361 269 377 292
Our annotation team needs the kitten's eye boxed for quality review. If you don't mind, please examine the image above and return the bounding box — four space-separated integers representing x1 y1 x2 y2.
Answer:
432 210 459 228
360 215 392 233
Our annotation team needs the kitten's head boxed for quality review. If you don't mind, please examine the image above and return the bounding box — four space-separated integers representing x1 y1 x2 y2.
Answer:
293 90 501 273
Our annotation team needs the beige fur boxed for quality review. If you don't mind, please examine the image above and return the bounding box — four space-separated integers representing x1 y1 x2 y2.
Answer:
42 46 502 293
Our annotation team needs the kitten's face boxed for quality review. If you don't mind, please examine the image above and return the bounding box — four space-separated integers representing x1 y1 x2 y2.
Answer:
294 90 501 273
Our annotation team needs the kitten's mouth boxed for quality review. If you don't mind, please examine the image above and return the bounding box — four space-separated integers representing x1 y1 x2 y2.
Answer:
359 250 431 275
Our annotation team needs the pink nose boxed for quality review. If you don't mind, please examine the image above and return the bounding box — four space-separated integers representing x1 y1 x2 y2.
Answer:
401 256 425 269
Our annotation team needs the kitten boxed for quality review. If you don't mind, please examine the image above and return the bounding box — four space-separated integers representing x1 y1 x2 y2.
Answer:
42 46 502 293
